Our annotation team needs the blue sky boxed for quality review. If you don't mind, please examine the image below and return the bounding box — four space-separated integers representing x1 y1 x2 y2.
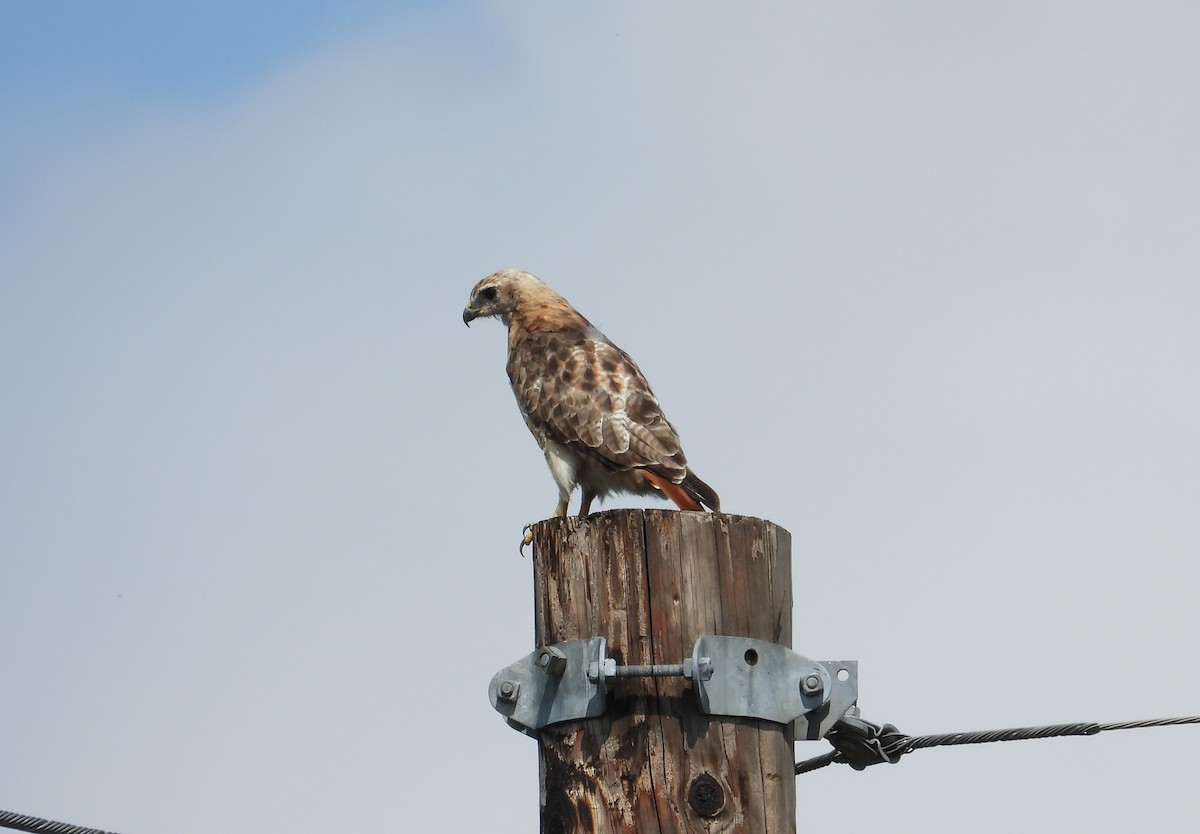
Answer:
2 3 1199 833
0 2 402 105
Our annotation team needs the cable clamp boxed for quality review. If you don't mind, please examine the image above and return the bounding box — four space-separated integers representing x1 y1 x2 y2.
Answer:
489 635 857 736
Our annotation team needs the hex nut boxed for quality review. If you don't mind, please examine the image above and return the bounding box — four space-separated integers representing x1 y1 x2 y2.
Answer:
537 648 568 677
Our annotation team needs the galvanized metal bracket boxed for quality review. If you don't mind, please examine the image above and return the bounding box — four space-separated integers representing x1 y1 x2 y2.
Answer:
692 636 838 725
487 637 609 735
793 660 859 741
488 634 858 738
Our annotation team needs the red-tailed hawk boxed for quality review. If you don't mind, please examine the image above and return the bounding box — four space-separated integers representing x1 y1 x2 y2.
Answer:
463 268 720 518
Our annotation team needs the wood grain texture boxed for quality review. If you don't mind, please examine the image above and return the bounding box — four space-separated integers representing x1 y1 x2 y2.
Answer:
531 509 795 834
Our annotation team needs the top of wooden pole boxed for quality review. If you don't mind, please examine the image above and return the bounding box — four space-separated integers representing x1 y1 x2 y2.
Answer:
532 509 792 646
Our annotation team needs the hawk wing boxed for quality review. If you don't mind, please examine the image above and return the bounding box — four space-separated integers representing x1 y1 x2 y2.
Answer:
507 328 689 480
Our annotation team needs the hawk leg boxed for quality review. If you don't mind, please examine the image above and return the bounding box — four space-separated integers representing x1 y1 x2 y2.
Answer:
578 486 596 517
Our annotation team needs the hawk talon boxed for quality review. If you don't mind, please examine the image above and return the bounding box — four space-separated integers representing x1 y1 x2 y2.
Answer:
519 523 534 557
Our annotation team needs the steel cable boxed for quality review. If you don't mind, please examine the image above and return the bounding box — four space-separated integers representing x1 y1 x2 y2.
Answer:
796 714 1200 775
0 809 123 834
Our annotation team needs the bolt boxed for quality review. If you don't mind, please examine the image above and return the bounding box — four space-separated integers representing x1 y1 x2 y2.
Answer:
537 647 568 677
497 680 521 703
801 672 824 696
587 658 616 682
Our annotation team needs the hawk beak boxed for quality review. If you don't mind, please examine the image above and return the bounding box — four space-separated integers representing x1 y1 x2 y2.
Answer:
463 306 478 326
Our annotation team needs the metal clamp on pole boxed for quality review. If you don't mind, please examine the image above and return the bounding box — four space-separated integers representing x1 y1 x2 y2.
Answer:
488 637 609 735
488 634 858 737
690 636 855 728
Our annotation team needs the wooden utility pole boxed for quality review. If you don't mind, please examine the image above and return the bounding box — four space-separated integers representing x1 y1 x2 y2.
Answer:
530 509 795 834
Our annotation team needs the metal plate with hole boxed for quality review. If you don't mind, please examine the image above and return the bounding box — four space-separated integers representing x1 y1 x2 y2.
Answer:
793 660 859 740
691 635 831 725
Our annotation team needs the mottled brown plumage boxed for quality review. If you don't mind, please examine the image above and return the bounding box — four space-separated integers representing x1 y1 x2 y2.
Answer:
463 268 720 518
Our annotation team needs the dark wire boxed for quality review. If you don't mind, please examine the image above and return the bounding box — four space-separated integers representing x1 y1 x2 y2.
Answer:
796 714 1200 775
0 808 123 834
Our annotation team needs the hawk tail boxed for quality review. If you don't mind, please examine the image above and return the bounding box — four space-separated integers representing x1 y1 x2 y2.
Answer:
643 469 721 513
682 469 721 512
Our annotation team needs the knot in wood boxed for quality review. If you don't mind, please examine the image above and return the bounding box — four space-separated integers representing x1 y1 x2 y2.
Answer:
541 789 577 834
687 773 725 818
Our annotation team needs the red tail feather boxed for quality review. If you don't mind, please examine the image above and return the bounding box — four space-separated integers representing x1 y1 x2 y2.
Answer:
641 470 704 511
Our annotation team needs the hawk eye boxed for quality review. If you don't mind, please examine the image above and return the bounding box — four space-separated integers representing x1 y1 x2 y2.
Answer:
478 286 498 302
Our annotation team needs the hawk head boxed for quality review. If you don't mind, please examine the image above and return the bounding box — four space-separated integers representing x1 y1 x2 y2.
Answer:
463 268 536 326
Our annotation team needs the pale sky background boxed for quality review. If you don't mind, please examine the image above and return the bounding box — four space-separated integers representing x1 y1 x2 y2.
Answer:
2 3 1198 832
